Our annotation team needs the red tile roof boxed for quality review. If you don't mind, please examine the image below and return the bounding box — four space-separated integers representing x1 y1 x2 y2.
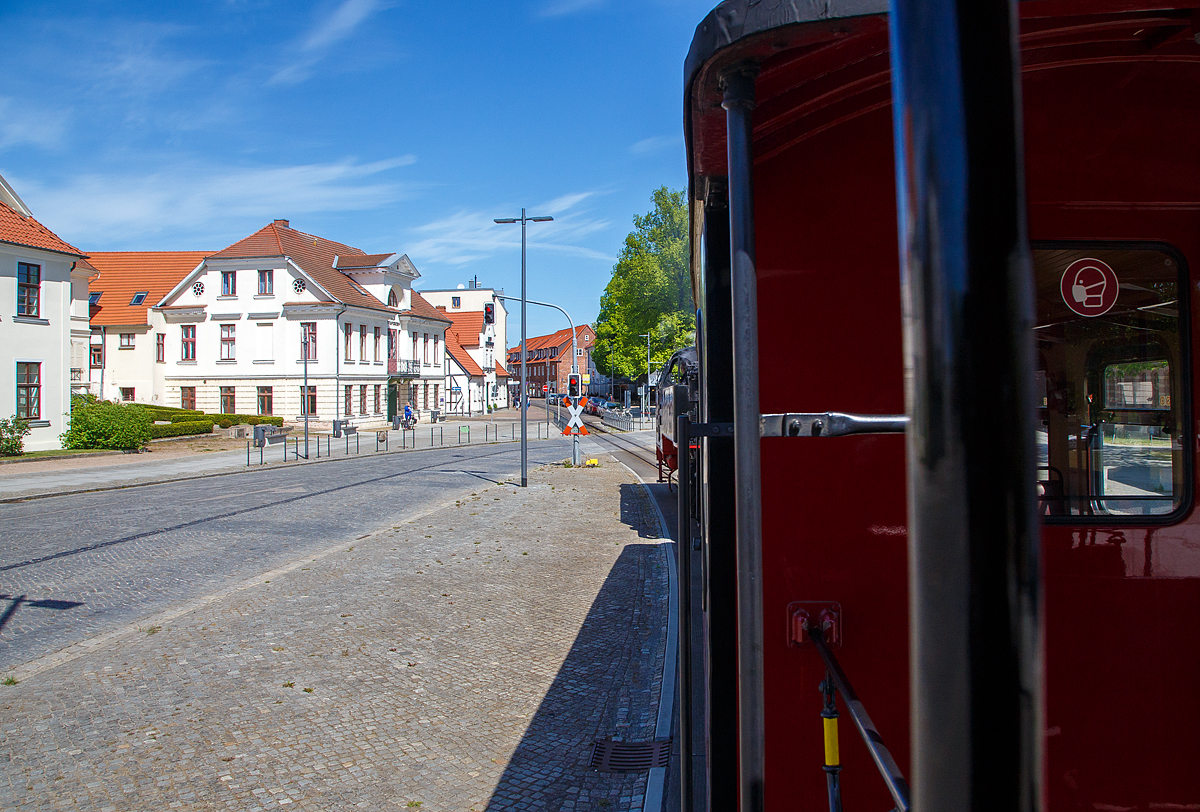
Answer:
507 325 595 360
335 253 393 269
495 362 510 378
0 201 86 258
87 251 211 326
407 290 450 324
208 221 448 322
439 310 486 347
445 333 485 377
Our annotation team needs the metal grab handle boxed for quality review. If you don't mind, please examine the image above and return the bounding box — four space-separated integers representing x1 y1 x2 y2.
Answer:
808 624 911 812
761 413 909 438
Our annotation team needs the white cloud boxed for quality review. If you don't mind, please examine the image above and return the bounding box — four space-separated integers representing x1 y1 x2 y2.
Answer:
408 194 613 267
270 0 388 85
13 155 417 247
0 97 68 150
629 134 682 156
538 0 606 17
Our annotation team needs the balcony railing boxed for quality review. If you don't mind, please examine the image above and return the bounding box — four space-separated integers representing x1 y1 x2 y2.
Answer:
388 358 421 376
70 368 83 382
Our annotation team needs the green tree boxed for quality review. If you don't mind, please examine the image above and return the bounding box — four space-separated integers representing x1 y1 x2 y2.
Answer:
593 187 693 383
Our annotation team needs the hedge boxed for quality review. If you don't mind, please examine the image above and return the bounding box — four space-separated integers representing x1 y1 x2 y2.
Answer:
61 401 153 450
149 420 216 439
167 412 212 423
211 414 284 429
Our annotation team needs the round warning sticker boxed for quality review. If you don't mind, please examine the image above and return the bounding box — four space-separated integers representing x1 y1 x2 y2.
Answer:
1060 258 1118 317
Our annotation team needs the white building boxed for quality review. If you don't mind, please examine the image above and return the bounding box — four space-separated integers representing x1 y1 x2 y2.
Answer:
0 173 89 451
150 220 449 425
85 251 211 405
421 285 509 412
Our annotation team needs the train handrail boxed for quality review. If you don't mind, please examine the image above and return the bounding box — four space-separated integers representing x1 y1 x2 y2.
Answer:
806 621 911 812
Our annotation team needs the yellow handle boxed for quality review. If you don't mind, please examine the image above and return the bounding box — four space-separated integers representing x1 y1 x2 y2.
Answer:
823 716 840 767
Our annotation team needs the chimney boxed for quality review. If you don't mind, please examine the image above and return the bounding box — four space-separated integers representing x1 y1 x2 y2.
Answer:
273 219 289 228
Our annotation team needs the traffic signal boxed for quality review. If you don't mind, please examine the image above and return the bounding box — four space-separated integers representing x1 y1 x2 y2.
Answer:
567 372 582 397
484 303 495 324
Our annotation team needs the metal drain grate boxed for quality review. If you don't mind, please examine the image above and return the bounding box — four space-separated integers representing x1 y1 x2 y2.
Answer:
589 738 671 773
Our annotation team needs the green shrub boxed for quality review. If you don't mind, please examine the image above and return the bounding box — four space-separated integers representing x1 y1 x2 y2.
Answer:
167 412 208 423
211 414 284 428
61 401 153 450
0 416 31 456
149 420 215 439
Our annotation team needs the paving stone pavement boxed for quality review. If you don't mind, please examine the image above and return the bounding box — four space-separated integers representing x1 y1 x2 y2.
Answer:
0 455 671 812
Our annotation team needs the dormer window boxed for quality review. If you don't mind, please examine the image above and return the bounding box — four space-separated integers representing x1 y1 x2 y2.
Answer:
130 292 148 306
388 289 398 308
89 292 102 305
452 296 461 308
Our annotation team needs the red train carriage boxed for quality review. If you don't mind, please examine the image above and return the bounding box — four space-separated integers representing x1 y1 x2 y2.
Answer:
676 1 1200 811
657 348 699 484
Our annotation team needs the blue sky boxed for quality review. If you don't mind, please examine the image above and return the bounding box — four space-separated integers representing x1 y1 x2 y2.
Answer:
0 0 713 342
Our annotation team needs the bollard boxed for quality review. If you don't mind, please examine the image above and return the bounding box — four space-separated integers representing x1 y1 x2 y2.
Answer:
317 435 320 458
247 440 250 467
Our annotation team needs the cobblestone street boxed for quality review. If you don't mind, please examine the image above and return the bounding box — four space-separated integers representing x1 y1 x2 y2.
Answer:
0 448 672 811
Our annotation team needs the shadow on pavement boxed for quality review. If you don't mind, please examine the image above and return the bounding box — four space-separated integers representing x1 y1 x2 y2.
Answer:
485 543 669 811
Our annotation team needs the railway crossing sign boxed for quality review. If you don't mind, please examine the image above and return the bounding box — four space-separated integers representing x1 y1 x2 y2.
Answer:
563 399 590 436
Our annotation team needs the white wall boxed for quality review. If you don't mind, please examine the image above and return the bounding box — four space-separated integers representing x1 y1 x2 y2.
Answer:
0 245 80 450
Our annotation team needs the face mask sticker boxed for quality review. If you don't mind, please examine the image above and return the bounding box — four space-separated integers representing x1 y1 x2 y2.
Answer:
1061 258 1118 317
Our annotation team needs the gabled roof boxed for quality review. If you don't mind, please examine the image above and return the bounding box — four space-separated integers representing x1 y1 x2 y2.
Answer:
335 253 395 269
88 251 211 326
408 291 451 324
437 309 486 347
495 362 510 378
0 201 86 258
507 325 595 358
208 220 391 314
445 333 485 377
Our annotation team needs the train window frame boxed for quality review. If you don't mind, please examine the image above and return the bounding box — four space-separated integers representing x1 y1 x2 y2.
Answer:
1035 240 1193 526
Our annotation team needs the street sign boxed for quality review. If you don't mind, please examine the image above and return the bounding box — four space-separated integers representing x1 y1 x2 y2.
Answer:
563 400 590 436
542 384 548 392
582 374 590 385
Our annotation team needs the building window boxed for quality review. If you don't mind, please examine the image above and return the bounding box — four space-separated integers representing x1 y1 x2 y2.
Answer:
360 325 367 360
220 386 236 414
301 385 317 416
345 385 353 416
345 323 353 360
451 296 461 308
374 384 381 414
374 326 381 362
301 322 317 360
433 335 439 364
16 362 40 419
156 333 165 362
130 292 147 306
258 269 273 295
412 334 418 362
120 333 135 349
181 387 196 410
388 289 398 307
89 291 102 306
17 263 40 317
359 384 367 415
221 271 236 296
181 325 196 360
120 387 135 402
422 383 429 409
220 324 236 360
90 346 103 368
434 384 439 407
423 334 430 364
258 386 273 415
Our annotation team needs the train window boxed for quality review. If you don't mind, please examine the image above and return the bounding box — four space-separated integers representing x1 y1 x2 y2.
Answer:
1035 245 1189 520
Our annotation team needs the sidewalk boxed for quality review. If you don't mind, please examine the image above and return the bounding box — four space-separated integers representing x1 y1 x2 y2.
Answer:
0 417 561 501
0 452 673 812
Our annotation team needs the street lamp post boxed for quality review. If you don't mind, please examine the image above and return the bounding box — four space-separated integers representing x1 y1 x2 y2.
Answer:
493 293 580 466
639 332 651 427
494 208 553 488
301 329 310 459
